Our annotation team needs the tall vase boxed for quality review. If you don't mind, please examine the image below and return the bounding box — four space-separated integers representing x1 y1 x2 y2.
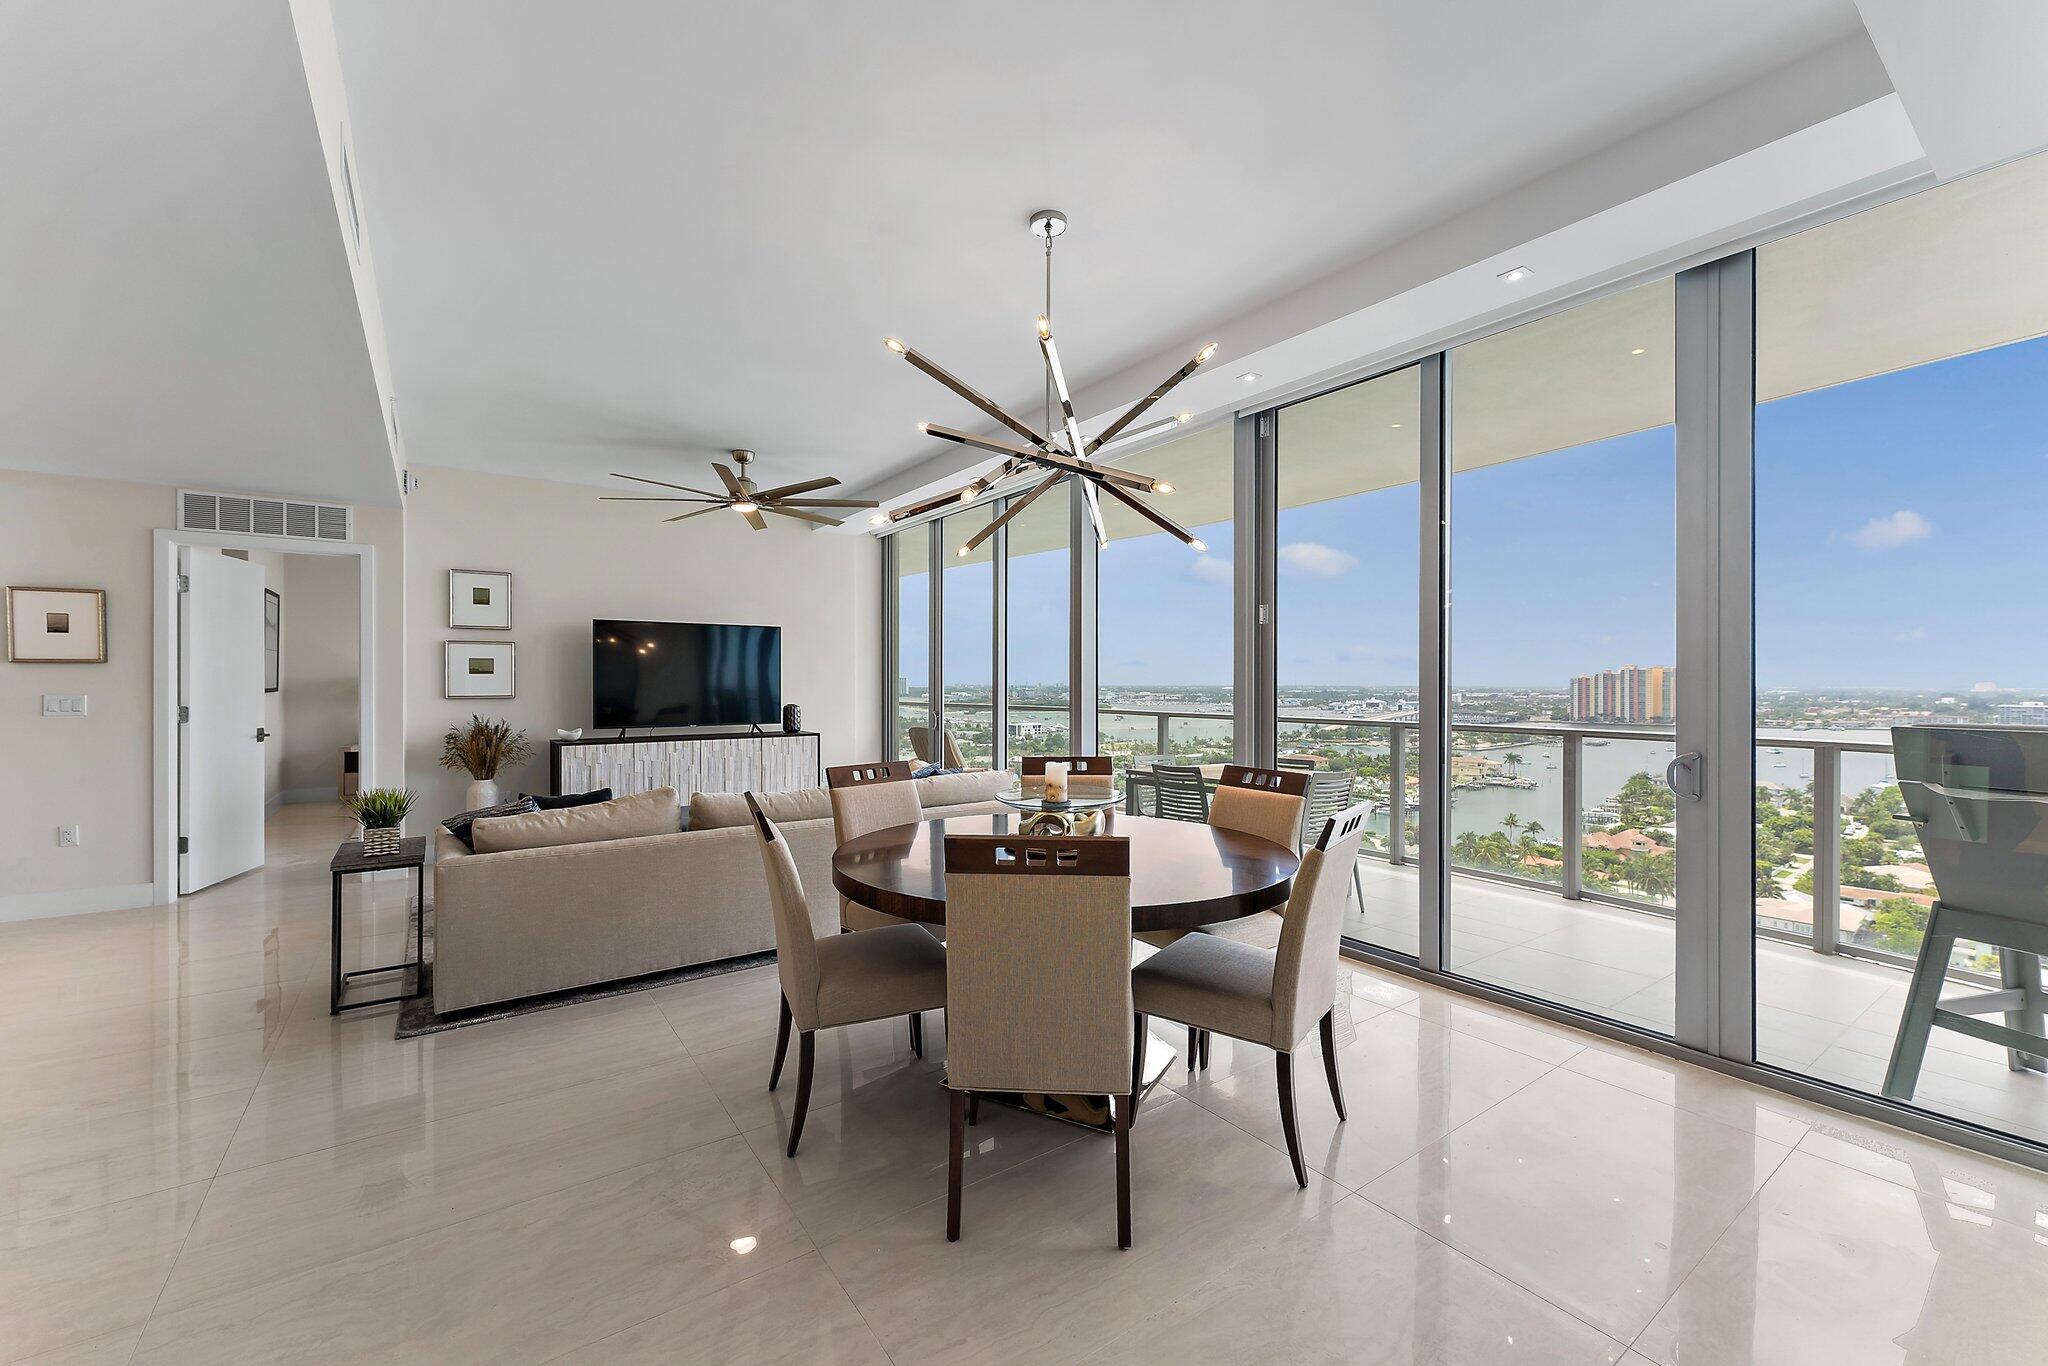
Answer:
466 778 501 810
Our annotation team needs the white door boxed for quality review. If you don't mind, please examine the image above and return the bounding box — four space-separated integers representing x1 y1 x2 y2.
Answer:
180 547 267 894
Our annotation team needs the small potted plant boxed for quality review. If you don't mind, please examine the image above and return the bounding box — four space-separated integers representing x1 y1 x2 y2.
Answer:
440 714 531 809
346 788 415 858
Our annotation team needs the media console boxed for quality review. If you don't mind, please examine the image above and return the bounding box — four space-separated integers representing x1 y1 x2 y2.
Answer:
549 730 823 801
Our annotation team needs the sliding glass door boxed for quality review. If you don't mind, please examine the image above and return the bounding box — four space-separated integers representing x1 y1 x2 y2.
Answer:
1005 485 1073 775
890 527 930 761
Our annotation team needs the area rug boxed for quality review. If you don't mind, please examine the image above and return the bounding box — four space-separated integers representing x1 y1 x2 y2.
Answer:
389 903 776 1038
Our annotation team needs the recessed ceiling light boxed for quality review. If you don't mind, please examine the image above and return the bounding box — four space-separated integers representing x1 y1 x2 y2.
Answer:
1390 422 1403 429
1237 371 1261 383
1497 265 1532 284
1630 347 1646 355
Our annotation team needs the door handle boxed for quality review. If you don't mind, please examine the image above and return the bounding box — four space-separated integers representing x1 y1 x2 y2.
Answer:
1665 751 1702 801
255 727 271 742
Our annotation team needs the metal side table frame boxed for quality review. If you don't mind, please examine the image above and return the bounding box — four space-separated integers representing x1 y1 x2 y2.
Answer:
329 836 428 1014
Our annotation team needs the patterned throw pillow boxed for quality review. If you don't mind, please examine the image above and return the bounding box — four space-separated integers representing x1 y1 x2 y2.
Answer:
521 787 613 811
442 797 540 851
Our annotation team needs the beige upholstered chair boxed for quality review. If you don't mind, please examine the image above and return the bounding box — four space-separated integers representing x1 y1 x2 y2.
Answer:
1195 764 1314 960
1133 800 1372 1187
908 725 968 770
827 760 937 1054
745 794 949 1157
943 833 1136 1248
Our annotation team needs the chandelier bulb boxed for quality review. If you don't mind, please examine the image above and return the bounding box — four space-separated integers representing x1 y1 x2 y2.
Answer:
1195 342 1219 364
956 545 970 558
1152 481 1175 495
1190 539 1207 553
1175 411 1193 424
917 422 931 434
884 337 907 354
1036 314 1051 339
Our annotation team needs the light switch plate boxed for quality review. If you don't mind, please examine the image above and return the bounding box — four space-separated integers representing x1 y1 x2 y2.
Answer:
41 694 87 717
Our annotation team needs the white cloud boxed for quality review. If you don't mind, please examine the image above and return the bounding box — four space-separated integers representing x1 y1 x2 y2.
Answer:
1846 509 1932 551
1189 554 1233 585
1894 626 1927 645
1278 541 1359 578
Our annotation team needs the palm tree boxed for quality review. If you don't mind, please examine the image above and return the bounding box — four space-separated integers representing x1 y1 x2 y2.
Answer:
1502 813 1523 841
1523 819 1545 844
1503 751 1524 778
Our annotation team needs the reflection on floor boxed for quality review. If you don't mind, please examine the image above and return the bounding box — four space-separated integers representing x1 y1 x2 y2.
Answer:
2 804 2045 1363
1349 857 2048 1146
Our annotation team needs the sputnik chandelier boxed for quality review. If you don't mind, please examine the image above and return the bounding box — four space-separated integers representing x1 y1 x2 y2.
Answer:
881 209 1218 559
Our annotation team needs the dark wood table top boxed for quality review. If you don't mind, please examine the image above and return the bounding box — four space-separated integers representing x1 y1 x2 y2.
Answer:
831 811 1298 933
329 837 428 875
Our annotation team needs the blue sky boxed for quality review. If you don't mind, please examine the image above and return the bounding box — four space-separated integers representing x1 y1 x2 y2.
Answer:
903 334 2048 692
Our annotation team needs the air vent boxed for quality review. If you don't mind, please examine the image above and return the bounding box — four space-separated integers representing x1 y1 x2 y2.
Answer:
177 490 353 543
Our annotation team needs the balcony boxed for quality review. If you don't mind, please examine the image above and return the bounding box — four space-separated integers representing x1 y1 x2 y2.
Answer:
913 699 2048 1147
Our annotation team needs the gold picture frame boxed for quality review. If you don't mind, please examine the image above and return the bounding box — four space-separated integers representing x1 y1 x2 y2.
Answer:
6 586 107 663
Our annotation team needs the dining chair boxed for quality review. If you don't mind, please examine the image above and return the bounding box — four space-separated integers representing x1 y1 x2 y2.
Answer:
1147 763 1211 822
942 832 1136 1247
745 794 950 1157
1132 800 1373 1187
1276 756 1318 772
1883 725 2048 1101
827 759 937 1055
909 725 968 770
1189 766 1316 982
1301 770 1366 912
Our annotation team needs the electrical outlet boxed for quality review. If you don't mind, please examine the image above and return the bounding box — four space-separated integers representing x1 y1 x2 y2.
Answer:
58 825 81 847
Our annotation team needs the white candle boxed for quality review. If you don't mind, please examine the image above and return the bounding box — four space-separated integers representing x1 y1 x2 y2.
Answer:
1043 761 1069 802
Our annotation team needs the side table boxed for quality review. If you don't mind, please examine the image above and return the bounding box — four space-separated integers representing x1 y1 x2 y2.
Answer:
329 836 427 1014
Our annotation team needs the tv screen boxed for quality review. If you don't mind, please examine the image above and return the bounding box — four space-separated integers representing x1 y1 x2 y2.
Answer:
592 620 781 729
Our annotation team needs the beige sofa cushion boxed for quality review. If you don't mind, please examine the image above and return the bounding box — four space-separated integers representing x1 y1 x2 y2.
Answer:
915 769 1013 808
472 786 682 853
691 785 831 830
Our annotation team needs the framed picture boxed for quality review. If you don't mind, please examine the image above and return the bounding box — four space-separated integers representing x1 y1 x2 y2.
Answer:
448 570 511 630
444 641 515 699
6 587 107 663
263 589 281 693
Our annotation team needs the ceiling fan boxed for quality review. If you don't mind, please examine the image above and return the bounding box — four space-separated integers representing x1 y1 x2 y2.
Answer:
603 449 879 530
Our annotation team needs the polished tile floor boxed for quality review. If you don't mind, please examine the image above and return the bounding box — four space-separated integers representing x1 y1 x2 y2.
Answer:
1347 859 2048 1145
5 804 2048 1364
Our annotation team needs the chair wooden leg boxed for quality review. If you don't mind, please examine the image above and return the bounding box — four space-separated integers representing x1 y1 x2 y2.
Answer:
1187 1024 1200 1075
909 1012 924 1058
768 995 792 1092
1114 1092 1133 1249
1319 1008 1347 1121
1275 1052 1308 1188
947 1089 967 1242
966 1093 980 1126
1884 921 1957 1101
1199 1028 1211 1070
1130 1013 1148 1126
785 1031 816 1157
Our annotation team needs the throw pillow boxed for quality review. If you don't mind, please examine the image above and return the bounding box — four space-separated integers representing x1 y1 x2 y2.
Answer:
522 787 613 811
442 796 540 852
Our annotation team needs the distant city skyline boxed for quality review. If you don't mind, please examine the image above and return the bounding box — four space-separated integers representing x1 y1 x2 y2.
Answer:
900 332 2048 695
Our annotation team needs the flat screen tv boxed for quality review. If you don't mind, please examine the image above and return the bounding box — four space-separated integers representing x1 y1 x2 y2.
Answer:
592 620 781 729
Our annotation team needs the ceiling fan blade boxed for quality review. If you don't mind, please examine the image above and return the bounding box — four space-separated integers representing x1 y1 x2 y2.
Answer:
713 464 748 498
601 496 722 503
751 476 840 501
736 502 768 531
662 506 726 523
611 472 723 498
767 506 844 528
771 497 881 509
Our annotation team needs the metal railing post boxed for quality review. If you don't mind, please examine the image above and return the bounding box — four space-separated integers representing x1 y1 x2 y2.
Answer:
1561 733 1583 900
1157 713 1171 761
1811 745 1841 955
1389 725 1409 865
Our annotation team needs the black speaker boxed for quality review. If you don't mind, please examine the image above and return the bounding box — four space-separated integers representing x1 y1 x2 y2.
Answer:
781 703 801 734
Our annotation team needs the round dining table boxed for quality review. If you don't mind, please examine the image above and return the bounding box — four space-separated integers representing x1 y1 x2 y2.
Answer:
832 809 1299 1130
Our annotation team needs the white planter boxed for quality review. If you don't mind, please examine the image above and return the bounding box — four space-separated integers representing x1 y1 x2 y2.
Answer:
466 778 501 810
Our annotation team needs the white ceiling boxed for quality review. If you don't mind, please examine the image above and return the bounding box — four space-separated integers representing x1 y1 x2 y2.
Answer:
0 1 396 506
326 0 1882 503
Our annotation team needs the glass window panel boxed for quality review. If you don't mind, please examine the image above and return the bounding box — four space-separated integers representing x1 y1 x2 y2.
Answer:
1097 423 1236 774
1005 485 1072 775
1448 277 1677 1033
892 529 928 761
1276 365 1421 955
941 511 995 770
1754 151 2048 1146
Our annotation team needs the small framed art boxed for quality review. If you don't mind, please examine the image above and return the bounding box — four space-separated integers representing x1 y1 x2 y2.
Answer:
448 570 511 630
444 641 515 699
263 589 282 693
6 587 107 663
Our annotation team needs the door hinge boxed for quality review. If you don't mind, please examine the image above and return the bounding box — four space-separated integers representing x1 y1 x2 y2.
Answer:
178 705 190 723
176 573 190 593
177 836 189 855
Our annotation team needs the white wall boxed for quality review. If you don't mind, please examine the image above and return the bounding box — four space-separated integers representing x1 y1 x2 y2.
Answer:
403 465 880 823
279 551 360 802
0 469 405 920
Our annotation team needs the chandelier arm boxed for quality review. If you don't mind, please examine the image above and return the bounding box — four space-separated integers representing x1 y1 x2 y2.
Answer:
920 424 1043 462
1083 344 1216 456
958 471 1063 557
610 473 725 498
1015 445 1156 493
1036 327 1086 458
898 346 1058 452
751 476 841 501
662 506 726 523
1079 479 1110 548
889 484 980 524
1095 478 1206 550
